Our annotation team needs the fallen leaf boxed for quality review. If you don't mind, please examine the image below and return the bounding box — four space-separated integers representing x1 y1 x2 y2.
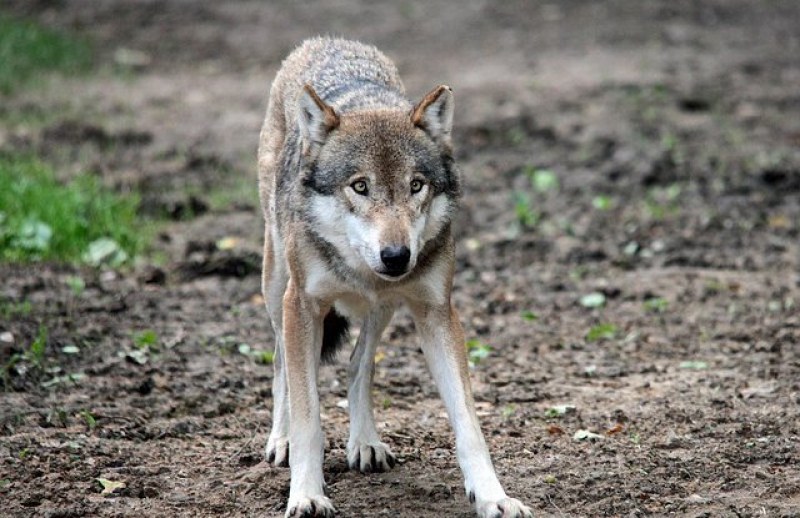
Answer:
216 237 239 250
83 238 128 267
547 424 565 435
544 404 576 418
95 478 125 495
768 214 790 229
739 383 778 399
679 360 708 370
580 292 606 308
573 429 604 442
465 238 481 251
114 47 151 68
14 219 52 252
529 169 559 192
125 349 148 365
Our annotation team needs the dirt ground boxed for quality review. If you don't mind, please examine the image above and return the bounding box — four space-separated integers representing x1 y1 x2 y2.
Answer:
2 1 799 516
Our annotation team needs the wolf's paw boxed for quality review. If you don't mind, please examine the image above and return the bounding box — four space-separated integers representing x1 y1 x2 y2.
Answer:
266 435 289 467
471 495 533 518
285 495 335 517
346 440 396 473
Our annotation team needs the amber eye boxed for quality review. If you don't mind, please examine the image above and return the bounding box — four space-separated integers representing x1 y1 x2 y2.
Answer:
410 179 424 194
351 180 368 195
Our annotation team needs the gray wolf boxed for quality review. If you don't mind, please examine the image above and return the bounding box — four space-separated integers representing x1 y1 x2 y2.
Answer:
257 37 532 518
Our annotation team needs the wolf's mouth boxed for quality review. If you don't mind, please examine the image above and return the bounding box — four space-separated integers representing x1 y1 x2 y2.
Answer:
375 268 410 281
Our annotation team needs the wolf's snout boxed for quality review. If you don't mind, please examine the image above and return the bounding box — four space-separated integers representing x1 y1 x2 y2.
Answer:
380 245 411 276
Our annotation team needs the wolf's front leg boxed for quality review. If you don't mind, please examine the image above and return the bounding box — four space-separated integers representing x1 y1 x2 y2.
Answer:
347 306 396 473
282 281 334 517
411 303 533 518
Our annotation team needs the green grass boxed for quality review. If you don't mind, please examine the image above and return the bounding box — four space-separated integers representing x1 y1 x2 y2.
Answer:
0 15 91 94
27 325 48 368
0 154 143 264
644 297 669 313
2 324 48 388
133 330 159 350
0 299 32 319
513 192 539 229
586 323 618 342
0 103 56 128
206 174 260 212
466 339 492 366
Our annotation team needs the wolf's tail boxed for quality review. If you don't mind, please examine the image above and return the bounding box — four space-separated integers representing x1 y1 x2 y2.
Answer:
321 309 349 364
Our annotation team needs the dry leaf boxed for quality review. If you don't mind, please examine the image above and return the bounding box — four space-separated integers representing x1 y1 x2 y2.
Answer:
216 237 239 250
95 477 125 495
573 429 604 441
768 214 790 229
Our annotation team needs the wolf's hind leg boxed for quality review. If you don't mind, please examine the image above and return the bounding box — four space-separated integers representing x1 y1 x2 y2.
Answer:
347 305 396 473
265 337 289 467
263 226 290 467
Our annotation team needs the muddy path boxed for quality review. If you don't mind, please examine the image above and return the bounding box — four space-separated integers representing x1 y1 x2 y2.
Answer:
1 1 799 516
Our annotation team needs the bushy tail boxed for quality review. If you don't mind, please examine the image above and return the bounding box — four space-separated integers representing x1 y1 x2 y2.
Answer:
321 308 349 364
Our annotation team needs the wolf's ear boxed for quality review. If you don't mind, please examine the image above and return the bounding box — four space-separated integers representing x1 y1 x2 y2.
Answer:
298 84 339 155
411 85 454 147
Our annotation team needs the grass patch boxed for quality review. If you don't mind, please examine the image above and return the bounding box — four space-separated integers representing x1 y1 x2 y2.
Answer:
0 15 92 95
513 191 539 229
586 323 618 342
466 339 492 367
0 103 56 128
0 299 32 319
644 297 669 313
509 166 559 235
204 173 260 212
0 154 143 264
2 324 48 388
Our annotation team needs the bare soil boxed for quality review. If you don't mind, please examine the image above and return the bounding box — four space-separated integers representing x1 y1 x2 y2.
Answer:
1 1 799 516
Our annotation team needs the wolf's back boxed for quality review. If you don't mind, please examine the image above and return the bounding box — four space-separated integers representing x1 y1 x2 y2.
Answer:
273 38 410 128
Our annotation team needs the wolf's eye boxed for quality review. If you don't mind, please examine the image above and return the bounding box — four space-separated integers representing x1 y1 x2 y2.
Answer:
351 180 368 195
410 179 424 194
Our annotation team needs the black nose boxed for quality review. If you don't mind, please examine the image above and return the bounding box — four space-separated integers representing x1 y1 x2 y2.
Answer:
380 246 411 275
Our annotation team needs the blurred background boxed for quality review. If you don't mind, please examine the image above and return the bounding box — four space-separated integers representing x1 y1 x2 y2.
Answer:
1 2 798 517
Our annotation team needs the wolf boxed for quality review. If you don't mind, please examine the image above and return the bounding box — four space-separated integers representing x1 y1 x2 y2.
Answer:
257 37 532 518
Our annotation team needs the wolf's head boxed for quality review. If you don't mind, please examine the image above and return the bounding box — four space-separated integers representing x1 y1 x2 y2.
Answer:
298 85 460 282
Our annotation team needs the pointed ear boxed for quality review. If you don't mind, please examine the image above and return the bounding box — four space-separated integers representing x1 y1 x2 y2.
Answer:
297 84 339 155
411 85 454 147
